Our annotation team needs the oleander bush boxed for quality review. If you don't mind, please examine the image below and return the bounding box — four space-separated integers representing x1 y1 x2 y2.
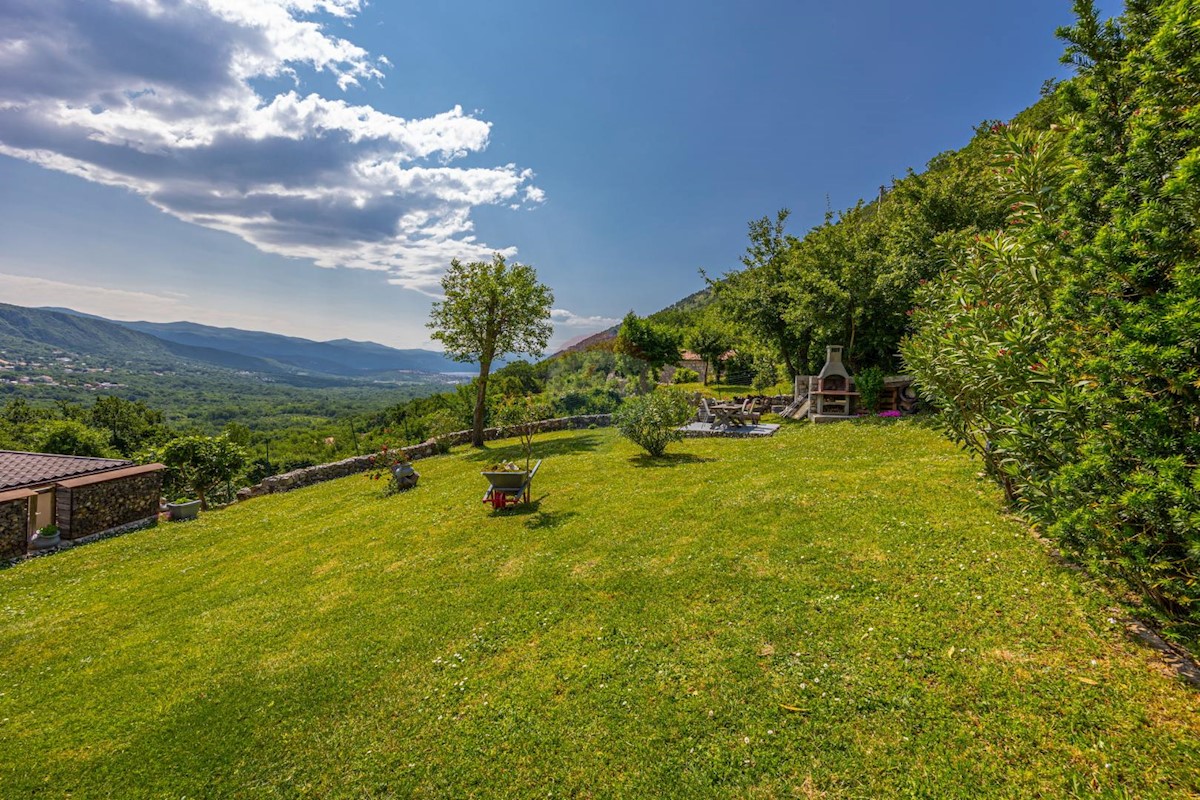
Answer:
613 386 694 457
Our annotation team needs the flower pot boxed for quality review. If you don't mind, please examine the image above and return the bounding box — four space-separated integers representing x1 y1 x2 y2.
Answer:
166 500 201 521
30 531 60 550
390 463 419 490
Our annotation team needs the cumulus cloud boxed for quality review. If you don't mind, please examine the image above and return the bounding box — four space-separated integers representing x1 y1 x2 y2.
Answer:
0 0 543 289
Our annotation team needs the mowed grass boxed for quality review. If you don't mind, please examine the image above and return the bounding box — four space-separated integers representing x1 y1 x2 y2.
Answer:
2 424 1199 798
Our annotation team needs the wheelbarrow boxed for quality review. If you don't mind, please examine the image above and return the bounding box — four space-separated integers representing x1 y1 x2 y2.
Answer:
481 459 541 510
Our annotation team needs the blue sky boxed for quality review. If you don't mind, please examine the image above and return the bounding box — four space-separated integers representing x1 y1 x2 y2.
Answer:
0 0 1123 350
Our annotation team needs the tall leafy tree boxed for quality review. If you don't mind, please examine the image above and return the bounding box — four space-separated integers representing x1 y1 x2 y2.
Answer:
613 312 681 390
151 435 247 509
35 419 117 458
686 324 732 385
428 254 554 447
712 209 805 377
90 396 167 456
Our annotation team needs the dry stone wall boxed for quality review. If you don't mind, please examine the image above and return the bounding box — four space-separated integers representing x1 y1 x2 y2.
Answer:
237 414 612 500
0 494 29 561
57 470 162 541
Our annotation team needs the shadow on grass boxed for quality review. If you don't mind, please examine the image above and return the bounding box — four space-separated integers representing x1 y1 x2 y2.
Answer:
487 498 580 533
524 509 579 531
628 452 717 468
463 433 604 464
486 495 548 518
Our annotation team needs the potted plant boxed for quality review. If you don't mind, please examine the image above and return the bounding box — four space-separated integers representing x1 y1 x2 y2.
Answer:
31 524 60 550
166 497 201 521
366 444 419 491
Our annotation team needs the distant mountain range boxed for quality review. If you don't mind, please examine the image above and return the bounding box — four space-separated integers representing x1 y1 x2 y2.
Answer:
552 327 618 356
0 304 472 379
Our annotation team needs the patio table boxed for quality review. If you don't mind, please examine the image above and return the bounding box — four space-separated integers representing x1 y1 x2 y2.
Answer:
710 402 746 426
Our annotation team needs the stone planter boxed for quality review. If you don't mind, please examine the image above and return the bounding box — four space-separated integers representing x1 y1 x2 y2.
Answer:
30 530 60 550
166 500 201 521
390 463 419 490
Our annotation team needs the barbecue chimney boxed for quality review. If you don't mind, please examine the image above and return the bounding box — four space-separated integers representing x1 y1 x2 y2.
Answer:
817 345 851 392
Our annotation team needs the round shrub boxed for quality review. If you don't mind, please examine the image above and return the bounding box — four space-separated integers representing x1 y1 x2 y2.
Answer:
613 387 694 457
672 367 700 385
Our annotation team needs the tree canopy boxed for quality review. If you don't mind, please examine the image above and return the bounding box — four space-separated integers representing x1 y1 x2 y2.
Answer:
428 254 554 446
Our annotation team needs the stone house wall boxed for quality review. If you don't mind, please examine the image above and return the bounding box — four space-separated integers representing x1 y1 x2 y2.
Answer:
56 465 163 541
238 414 612 500
0 490 33 561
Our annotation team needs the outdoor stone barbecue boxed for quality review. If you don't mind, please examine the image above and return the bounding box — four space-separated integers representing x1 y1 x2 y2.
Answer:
788 345 919 423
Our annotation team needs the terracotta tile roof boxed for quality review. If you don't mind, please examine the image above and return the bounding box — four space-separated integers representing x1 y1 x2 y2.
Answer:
0 450 134 491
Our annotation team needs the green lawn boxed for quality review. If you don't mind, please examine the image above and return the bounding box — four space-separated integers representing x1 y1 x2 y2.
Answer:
2 424 1198 798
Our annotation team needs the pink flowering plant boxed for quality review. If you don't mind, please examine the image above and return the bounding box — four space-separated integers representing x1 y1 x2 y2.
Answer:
365 442 410 482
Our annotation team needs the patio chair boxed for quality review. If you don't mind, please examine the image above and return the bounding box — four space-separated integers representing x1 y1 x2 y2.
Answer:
697 398 715 424
740 399 762 425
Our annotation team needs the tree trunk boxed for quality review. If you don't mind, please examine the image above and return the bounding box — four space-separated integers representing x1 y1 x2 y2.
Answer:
847 313 857 370
780 346 798 380
471 361 492 448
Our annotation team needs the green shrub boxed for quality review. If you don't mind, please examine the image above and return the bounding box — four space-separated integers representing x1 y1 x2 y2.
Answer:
1047 1 1200 634
903 1 1200 639
613 387 694 457
750 356 778 391
553 388 621 416
854 367 885 415
672 367 700 385
903 124 1077 507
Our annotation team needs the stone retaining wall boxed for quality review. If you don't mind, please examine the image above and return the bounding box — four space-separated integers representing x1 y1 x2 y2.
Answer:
237 414 612 501
56 466 163 541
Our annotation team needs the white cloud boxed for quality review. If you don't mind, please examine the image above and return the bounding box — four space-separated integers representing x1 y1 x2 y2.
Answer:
550 308 620 329
546 308 619 350
0 0 543 290
0 273 181 311
0 271 276 328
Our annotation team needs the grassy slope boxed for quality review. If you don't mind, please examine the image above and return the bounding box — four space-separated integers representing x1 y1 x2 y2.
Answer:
1 424 1198 798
